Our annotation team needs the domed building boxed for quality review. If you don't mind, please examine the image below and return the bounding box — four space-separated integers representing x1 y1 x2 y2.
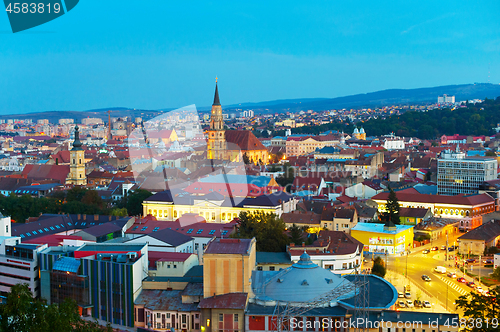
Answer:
353 127 366 140
246 252 397 331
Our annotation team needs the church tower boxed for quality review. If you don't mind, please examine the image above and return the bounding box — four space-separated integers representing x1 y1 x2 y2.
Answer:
207 79 226 160
67 125 87 185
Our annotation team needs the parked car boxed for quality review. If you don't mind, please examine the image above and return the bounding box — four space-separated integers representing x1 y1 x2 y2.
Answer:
431 246 439 251
466 281 475 288
483 259 493 265
398 292 404 298
434 266 446 274
405 292 411 299
406 300 414 308
414 300 422 307
422 274 431 282
475 286 484 294
440 245 447 250
466 258 476 264
422 249 430 254
447 272 457 278
423 301 431 308
457 277 466 283
398 300 406 308
448 247 455 252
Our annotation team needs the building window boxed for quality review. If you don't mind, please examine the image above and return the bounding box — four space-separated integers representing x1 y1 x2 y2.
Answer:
157 313 161 318
219 314 224 322
212 212 215 220
174 211 178 218
234 314 238 322
257 266 263 271
269 266 275 271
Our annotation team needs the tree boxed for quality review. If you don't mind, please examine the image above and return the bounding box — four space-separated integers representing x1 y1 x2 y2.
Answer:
372 256 386 278
383 188 400 226
81 190 103 209
66 186 88 202
485 151 497 157
233 211 290 252
492 266 500 281
242 153 251 165
276 163 295 192
288 224 307 245
126 189 152 216
455 286 500 332
110 207 128 217
0 283 111 332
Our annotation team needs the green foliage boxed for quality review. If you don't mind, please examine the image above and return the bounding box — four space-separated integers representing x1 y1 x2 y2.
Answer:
373 256 385 267
0 284 111 332
110 207 128 217
372 257 387 278
455 286 500 332
485 151 497 157
493 267 500 282
288 224 308 245
382 188 400 226
233 211 289 252
275 163 295 192
121 189 152 216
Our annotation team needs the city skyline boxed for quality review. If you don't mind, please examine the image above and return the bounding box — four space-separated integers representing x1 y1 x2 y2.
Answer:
1 0 499 114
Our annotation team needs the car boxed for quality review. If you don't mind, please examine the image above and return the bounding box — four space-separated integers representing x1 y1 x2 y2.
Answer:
431 246 439 251
457 277 466 283
484 291 491 297
423 301 431 308
405 292 411 299
466 281 475 288
483 259 493 265
448 247 455 252
398 292 404 298
447 272 457 278
440 245 447 250
406 300 414 308
475 286 484 294
422 249 430 254
466 258 476 264
398 300 406 308
422 274 431 282
413 300 422 307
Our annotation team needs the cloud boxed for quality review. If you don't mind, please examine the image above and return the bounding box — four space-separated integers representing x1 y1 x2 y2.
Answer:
401 13 456 35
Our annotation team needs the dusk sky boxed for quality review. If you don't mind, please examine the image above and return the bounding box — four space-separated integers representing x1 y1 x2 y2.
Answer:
1 1 499 114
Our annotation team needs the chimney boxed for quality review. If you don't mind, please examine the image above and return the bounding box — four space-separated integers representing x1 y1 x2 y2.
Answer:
109 215 112 221
77 214 81 220
316 248 319 254
302 242 305 247
290 243 295 247
83 214 86 220
94 214 99 221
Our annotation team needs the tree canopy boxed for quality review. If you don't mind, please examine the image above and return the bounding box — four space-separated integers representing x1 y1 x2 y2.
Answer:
455 286 500 332
232 211 290 252
371 256 386 278
0 284 111 332
382 188 400 226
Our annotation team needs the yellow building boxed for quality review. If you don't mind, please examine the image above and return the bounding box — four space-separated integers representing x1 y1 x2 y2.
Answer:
198 237 255 332
142 191 297 222
66 125 86 186
350 223 414 255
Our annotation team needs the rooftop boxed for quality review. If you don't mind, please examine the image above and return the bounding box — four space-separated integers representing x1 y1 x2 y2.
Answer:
204 238 255 255
351 223 413 234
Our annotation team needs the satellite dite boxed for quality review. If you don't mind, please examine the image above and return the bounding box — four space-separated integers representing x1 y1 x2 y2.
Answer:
128 104 248 208
3 0 79 33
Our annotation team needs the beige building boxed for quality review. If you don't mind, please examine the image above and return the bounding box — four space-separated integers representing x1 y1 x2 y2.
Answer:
66 125 86 186
457 219 500 256
321 207 358 233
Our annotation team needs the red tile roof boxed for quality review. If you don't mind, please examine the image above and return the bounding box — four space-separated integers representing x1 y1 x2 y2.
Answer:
22 164 70 184
225 130 267 151
198 293 248 309
372 192 494 206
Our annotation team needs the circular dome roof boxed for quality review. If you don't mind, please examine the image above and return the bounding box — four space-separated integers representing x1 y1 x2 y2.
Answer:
261 252 353 303
360 127 365 134
353 128 359 134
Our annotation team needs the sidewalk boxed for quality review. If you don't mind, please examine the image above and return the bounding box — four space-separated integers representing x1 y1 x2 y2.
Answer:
385 270 449 313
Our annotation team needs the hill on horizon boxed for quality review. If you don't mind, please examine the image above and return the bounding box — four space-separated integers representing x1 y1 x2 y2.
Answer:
1 83 500 121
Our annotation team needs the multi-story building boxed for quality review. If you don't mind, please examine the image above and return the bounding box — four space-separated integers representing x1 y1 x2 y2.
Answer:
39 243 149 327
372 191 496 231
438 94 455 103
437 148 497 195
0 215 47 298
142 190 297 223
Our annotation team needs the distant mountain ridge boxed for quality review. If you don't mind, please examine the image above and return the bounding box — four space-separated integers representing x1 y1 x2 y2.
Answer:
1 83 500 122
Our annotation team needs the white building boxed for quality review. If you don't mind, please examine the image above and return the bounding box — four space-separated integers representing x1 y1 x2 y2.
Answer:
438 94 455 104
383 134 405 150
0 215 47 298
437 147 498 195
287 231 364 274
